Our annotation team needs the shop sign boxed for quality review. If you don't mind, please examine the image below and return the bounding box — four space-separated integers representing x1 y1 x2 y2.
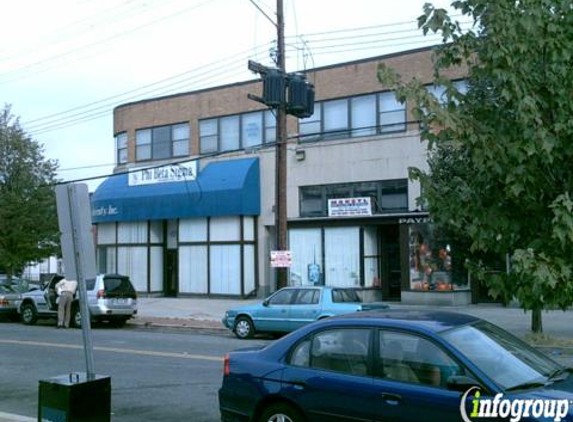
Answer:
328 197 372 217
270 250 292 268
399 216 431 224
128 161 197 186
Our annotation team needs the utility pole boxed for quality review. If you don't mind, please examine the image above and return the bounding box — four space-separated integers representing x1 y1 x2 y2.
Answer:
275 0 288 289
247 0 314 292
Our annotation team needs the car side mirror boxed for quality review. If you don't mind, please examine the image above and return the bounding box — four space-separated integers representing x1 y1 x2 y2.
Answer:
447 375 481 392
262 300 269 307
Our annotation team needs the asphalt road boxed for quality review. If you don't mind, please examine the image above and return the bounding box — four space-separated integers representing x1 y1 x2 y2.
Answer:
0 319 270 422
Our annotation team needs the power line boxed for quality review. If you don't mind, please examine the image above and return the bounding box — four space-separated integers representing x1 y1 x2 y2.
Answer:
24 18 466 136
26 49 273 135
0 0 168 64
0 0 222 84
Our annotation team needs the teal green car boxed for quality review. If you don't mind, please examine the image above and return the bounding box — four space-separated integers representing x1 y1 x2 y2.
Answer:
222 286 388 339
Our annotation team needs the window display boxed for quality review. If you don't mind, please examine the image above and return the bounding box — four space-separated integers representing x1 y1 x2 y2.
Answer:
409 224 468 291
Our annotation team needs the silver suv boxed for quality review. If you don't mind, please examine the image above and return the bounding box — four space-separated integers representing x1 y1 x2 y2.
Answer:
18 274 138 327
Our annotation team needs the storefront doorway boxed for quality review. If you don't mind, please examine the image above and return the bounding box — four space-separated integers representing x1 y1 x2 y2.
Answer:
165 250 178 297
288 221 403 301
379 224 401 301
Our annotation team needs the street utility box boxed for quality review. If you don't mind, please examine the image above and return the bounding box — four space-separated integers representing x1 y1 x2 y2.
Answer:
38 373 111 422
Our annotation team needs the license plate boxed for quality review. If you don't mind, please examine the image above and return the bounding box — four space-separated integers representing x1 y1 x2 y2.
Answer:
114 299 128 305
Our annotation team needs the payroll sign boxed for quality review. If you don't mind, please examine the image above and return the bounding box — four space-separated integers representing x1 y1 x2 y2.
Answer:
461 387 570 422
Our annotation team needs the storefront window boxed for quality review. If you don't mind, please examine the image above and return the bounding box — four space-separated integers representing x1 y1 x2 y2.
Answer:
210 245 241 294
363 226 380 288
118 246 148 291
409 224 468 291
289 228 323 286
325 227 360 287
179 245 208 294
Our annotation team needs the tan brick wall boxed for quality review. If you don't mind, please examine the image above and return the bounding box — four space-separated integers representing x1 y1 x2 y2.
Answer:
114 47 467 162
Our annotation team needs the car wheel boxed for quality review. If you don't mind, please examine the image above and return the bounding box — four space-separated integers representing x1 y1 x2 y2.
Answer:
259 403 304 422
21 304 38 325
234 316 254 339
71 307 82 328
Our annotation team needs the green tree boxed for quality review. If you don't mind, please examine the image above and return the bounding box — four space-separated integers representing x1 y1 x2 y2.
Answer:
0 105 60 279
379 0 573 332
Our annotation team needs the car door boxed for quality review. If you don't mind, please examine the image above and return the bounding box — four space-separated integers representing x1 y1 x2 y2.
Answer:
372 330 469 422
289 289 321 331
282 327 377 422
253 288 296 332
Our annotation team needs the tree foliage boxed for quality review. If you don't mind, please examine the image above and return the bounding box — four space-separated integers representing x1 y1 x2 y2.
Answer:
0 105 60 278
378 0 573 332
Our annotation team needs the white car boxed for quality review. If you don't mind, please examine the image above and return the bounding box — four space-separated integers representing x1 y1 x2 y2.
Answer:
18 273 137 327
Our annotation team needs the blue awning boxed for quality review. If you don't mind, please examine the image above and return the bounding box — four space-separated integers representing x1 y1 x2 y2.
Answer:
91 158 260 223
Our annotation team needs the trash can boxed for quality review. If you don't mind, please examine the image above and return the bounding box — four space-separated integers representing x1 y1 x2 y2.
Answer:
38 373 111 422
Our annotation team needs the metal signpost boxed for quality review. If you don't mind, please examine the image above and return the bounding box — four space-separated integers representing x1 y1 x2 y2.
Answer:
55 183 97 378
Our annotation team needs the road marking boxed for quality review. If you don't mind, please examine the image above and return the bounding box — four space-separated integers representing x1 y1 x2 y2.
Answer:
0 339 222 362
0 411 35 422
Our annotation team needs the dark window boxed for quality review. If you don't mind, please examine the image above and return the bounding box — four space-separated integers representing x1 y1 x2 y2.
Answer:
152 126 171 160
325 184 352 206
294 289 320 305
290 339 311 367
299 179 408 217
115 133 128 164
331 288 361 303
135 123 190 161
103 276 136 298
381 180 408 212
310 329 370 376
377 331 462 387
300 186 324 217
268 289 296 305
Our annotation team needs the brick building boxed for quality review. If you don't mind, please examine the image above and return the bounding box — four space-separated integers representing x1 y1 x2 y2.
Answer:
91 45 471 304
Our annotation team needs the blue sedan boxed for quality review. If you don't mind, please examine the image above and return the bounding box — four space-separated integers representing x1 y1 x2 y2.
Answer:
222 286 387 339
219 310 573 422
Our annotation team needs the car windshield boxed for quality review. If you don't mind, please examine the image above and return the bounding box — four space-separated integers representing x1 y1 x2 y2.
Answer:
440 321 562 390
331 289 361 303
0 284 16 294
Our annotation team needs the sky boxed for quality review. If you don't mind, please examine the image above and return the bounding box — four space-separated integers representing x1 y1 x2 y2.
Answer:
0 0 458 191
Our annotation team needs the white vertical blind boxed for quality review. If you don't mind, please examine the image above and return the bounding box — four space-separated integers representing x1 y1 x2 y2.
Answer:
149 221 163 243
150 247 163 292
243 245 255 294
243 217 255 241
179 246 208 293
210 245 241 294
179 218 208 242
97 223 116 244
118 247 148 291
351 95 376 137
289 228 322 286
210 217 241 241
118 222 148 244
324 99 348 132
325 227 360 287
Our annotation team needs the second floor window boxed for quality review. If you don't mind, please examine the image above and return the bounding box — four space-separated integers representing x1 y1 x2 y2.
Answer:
136 123 190 161
299 91 406 142
199 110 276 154
115 132 128 164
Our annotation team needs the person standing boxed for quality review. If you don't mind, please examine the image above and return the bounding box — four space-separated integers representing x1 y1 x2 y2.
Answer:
55 279 78 328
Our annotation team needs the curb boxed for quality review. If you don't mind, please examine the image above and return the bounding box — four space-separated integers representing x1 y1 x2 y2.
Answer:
126 318 228 334
0 412 35 422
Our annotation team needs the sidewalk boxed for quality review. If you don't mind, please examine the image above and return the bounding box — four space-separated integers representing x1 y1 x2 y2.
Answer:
129 296 573 341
